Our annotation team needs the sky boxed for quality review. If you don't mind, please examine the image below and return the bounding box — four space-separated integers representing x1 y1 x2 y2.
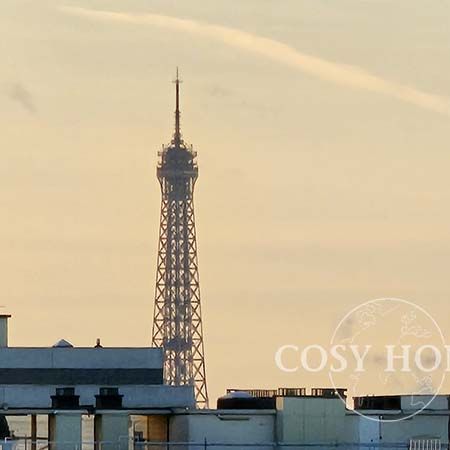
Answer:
1 0 450 404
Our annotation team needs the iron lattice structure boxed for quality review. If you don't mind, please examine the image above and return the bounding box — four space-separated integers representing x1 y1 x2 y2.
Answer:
152 73 209 408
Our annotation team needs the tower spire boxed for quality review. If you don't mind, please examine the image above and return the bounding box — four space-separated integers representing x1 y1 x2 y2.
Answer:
153 73 209 408
173 67 182 146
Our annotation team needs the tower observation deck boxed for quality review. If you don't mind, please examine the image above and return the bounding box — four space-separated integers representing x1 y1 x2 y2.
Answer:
152 71 209 408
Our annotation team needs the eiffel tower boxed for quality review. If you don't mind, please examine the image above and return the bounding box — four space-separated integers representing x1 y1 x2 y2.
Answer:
151 71 209 408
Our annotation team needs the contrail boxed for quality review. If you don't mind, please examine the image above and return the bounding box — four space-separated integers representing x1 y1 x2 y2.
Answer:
61 6 450 116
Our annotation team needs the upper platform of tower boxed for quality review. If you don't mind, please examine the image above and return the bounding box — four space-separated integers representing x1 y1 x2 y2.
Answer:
157 71 198 180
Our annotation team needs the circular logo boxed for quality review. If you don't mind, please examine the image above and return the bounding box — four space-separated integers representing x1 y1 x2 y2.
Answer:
329 297 446 422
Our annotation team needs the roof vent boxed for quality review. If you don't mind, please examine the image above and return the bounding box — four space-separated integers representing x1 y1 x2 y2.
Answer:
53 339 73 348
217 391 276 410
51 387 79 409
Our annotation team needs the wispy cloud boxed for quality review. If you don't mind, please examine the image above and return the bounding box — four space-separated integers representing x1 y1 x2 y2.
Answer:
60 6 450 116
6 82 37 114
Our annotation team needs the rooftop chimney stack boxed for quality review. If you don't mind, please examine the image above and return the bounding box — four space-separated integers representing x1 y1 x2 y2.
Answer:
0 315 11 347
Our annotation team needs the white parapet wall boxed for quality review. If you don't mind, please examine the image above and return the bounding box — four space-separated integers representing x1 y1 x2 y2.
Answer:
354 410 449 445
0 347 163 369
276 396 352 444
0 384 195 409
169 410 275 450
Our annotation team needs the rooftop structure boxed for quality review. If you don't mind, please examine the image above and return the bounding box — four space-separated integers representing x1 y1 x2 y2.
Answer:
0 316 194 413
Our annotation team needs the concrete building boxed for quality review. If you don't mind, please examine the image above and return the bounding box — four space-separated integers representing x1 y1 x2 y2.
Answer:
1 314 449 449
0 345 193 410
169 388 449 449
169 409 275 449
276 389 353 444
0 315 194 450
352 394 449 446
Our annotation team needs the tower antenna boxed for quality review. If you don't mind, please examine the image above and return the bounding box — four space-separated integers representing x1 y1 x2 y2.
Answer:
173 67 182 146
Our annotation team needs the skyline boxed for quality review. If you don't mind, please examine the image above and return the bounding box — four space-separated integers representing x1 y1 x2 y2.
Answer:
1 0 450 404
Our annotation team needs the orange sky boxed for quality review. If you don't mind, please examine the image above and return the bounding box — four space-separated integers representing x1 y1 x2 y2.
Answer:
1 0 450 404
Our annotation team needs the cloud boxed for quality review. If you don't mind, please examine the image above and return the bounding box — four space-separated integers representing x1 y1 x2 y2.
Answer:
6 82 37 114
60 6 450 116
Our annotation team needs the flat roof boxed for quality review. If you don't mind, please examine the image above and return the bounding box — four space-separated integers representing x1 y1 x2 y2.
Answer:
2 408 173 415
171 408 276 415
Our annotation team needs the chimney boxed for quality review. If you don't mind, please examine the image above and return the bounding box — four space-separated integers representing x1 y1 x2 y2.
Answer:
0 315 11 347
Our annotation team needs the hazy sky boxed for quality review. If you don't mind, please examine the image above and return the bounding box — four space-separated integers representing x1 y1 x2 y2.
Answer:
1 0 450 404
